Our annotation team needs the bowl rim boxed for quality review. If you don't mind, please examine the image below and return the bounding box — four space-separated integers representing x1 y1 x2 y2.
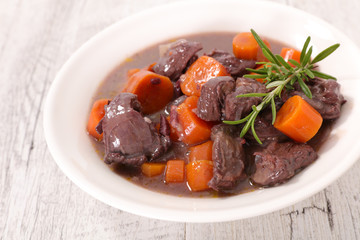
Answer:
44 0 360 222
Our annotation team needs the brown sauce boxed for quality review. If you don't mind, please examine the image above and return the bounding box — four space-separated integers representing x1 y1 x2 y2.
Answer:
90 32 332 197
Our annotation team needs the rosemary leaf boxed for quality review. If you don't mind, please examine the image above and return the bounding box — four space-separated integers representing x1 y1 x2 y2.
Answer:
244 74 268 79
304 68 315 78
297 78 313 98
301 46 313 66
251 119 262 144
288 59 301 67
262 48 277 64
311 70 337 80
290 76 297 85
271 97 276 124
311 43 340 64
236 93 268 98
246 68 267 74
266 81 285 88
275 54 292 70
251 29 281 65
300 36 311 63
240 117 252 138
279 66 290 74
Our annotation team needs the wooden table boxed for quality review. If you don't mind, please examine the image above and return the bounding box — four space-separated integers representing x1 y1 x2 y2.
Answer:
1 0 359 239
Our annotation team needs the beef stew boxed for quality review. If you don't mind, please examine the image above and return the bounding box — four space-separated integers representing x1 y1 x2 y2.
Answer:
87 32 344 197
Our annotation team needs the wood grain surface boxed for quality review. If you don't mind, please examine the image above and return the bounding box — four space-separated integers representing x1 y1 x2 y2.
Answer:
1 0 359 239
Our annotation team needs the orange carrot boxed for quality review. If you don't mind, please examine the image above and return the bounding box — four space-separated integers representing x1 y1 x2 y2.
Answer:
180 56 229 97
165 160 185 183
274 95 323 143
174 96 213 145
86 99 110 141
233 32 258 60
232 32 272 61
141 163 166 177
186 160 213 192
146 62 157 72
189 140 213 162
122 70 174 114
280 48 301 67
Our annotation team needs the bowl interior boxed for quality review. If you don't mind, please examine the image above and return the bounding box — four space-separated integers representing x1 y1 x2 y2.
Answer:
44 0 360 222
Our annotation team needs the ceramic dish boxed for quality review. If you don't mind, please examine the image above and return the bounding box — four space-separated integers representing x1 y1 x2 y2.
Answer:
44 0 360 222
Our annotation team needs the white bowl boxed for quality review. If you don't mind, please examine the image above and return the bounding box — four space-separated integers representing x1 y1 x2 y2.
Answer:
44 0 360 222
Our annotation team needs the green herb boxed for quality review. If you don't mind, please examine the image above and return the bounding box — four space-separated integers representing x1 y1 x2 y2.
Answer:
223 29 340 144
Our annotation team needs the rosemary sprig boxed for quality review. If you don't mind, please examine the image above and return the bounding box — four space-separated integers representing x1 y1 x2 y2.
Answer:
223 29 340 144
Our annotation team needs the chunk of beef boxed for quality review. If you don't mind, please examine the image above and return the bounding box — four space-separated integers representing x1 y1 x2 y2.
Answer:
101 93 170 166
245 98 288 143
209 124 246 191
224 77 267 121
172 79 184 99
159 114 170 137
196 76 235 121
251 141 317 186
283 78 345 119
206 49 256 78
153 39 202 81
245 115 288 144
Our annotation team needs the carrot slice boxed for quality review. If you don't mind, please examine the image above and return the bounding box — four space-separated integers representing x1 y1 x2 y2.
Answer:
86 99 110 141
174 96 213 145
180 56 229 97
280 48 301 67
186 160 213 192
233 32 258 60
141 163 166 177
165 160 185 183
189 140 213 162
122 70 173 114
232 32 272 61
274 95 323 143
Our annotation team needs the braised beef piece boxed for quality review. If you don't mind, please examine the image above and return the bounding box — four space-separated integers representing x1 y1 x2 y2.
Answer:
159 114 170 137
245 98 288 143
206 49 256 78
196 76 235 121
245 115 288 144
185 55 199 72
209 124 246 191
164 95 188 137
283 78 345 119
95 119 104 135
101 93 171 166
169 105 182 137
224 77 267 121
251 141 317 186
152 39 203 81
172 80 183 99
